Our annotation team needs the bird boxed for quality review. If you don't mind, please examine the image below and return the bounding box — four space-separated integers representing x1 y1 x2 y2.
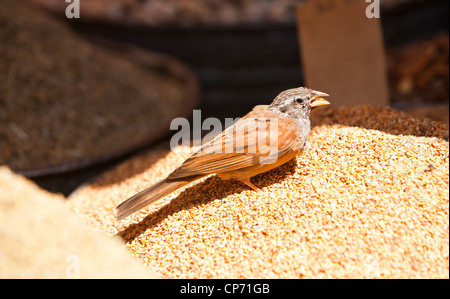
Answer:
117 87 330 220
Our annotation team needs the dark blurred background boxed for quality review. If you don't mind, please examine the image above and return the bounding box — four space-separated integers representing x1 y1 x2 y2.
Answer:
68 0 449 118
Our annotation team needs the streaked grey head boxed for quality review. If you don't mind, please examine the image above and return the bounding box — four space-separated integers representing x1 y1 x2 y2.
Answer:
268 87 330 120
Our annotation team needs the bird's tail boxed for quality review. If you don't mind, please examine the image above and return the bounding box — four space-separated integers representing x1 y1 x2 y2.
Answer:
116 179 188 220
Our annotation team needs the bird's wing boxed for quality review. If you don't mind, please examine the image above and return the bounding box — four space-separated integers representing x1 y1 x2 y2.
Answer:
167 106 300 181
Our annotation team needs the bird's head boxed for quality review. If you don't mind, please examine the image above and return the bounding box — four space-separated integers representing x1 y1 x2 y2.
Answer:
269 87 330 119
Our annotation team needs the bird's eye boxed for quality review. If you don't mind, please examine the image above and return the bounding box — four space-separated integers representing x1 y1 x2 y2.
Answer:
295 97 306 104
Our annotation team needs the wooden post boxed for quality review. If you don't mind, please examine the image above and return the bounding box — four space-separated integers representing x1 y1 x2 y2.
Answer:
297 0 389 106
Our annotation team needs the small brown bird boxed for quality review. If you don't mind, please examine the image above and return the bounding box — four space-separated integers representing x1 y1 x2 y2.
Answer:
117 87 330 220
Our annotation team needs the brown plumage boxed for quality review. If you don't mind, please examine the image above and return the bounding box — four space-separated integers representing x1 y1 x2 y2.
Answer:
117 87 330 220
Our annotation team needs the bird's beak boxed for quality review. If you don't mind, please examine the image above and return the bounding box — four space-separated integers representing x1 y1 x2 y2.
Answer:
310 91 330 108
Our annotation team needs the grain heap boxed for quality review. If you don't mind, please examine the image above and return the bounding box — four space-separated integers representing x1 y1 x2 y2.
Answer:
0 0 194 174
388 34 449 105
387 33 449 124
69 105 449 278
0 166 160 278
30 0 418 26
31 0 306 26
